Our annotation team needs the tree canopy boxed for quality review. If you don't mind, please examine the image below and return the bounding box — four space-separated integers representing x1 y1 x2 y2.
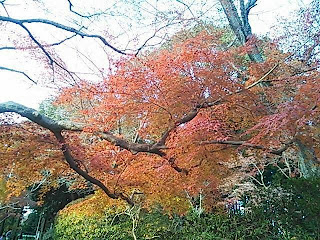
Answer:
0 0 319 219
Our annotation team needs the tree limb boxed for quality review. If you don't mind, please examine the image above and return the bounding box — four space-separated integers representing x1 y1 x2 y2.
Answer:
0 17 83 83
66 0 106 18
99 132 167 156
0 33 77 51
219 0 246 44
0 66 37 84
245 63 279 89
0 15 126 55
0 101 134 205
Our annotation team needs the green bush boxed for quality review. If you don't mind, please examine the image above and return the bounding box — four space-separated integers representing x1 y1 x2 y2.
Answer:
53 178 320 240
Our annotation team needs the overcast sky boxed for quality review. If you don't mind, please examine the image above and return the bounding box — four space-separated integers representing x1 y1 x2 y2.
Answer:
0 0 312 109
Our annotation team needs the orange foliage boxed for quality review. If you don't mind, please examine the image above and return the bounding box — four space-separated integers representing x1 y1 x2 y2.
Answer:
56 30 320 209
1 27 320 212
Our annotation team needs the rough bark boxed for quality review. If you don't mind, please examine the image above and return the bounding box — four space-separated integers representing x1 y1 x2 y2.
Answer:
296 139 320 178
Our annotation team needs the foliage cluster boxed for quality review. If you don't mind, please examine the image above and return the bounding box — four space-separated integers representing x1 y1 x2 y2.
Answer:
53 177 320 240
0 2 320 240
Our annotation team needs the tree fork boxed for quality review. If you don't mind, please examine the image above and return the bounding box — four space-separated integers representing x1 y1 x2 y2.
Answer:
0 101 134 205
218 0 263 63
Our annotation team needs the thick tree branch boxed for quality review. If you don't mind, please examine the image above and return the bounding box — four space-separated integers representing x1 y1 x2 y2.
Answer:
218 0 263 62
0 102 168 152
1 102 189 175
219 0 246 44
0 102 165 154
99 131 189 174
167 157 189 174
99 132 167 156
0 101 190 175
0 102 63 131
53 131 133 205
0 101 133 205
240 0 257 36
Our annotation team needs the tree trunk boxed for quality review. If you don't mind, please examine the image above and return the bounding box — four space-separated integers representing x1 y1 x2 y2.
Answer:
0 215 5 236
11 209 22 240
218 0 263 63
296 140 320 178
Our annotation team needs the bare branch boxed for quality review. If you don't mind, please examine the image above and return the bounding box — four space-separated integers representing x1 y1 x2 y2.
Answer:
250 162 269 189
66 0 107 19
0 15 127 54
0 0 9 17
19 23 54 65
245 63 279 89
0 17 87 83
134 22 176 56
0 66 37 84
0 46 16 50
0 34 78 51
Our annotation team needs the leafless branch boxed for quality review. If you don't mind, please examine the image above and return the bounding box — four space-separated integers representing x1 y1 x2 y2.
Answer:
0 66 37 84
66 0 107 19
0 15 126 55
134 22 176 56
0 0 9 17
0 33 78 51
1 16 85 83
0 46 15 50
19 23 54 65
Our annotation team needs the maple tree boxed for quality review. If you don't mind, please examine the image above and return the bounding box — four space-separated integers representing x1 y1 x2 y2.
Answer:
0 0 319 215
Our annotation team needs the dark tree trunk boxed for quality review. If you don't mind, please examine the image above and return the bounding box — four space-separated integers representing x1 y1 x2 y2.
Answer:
296 140 320 178
0 215 5 236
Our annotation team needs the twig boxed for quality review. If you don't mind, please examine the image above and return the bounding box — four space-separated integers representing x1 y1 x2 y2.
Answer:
0 66 37 84
0 16 126 54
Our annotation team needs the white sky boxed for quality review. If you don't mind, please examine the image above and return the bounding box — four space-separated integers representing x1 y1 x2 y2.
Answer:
0 0 312 109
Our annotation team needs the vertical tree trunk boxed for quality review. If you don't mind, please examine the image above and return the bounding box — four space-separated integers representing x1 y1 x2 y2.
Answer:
0 215 5 236
38 217 46 240
218 0 263 63
11 209 22 240
296 140 320 178
219 0 247 43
